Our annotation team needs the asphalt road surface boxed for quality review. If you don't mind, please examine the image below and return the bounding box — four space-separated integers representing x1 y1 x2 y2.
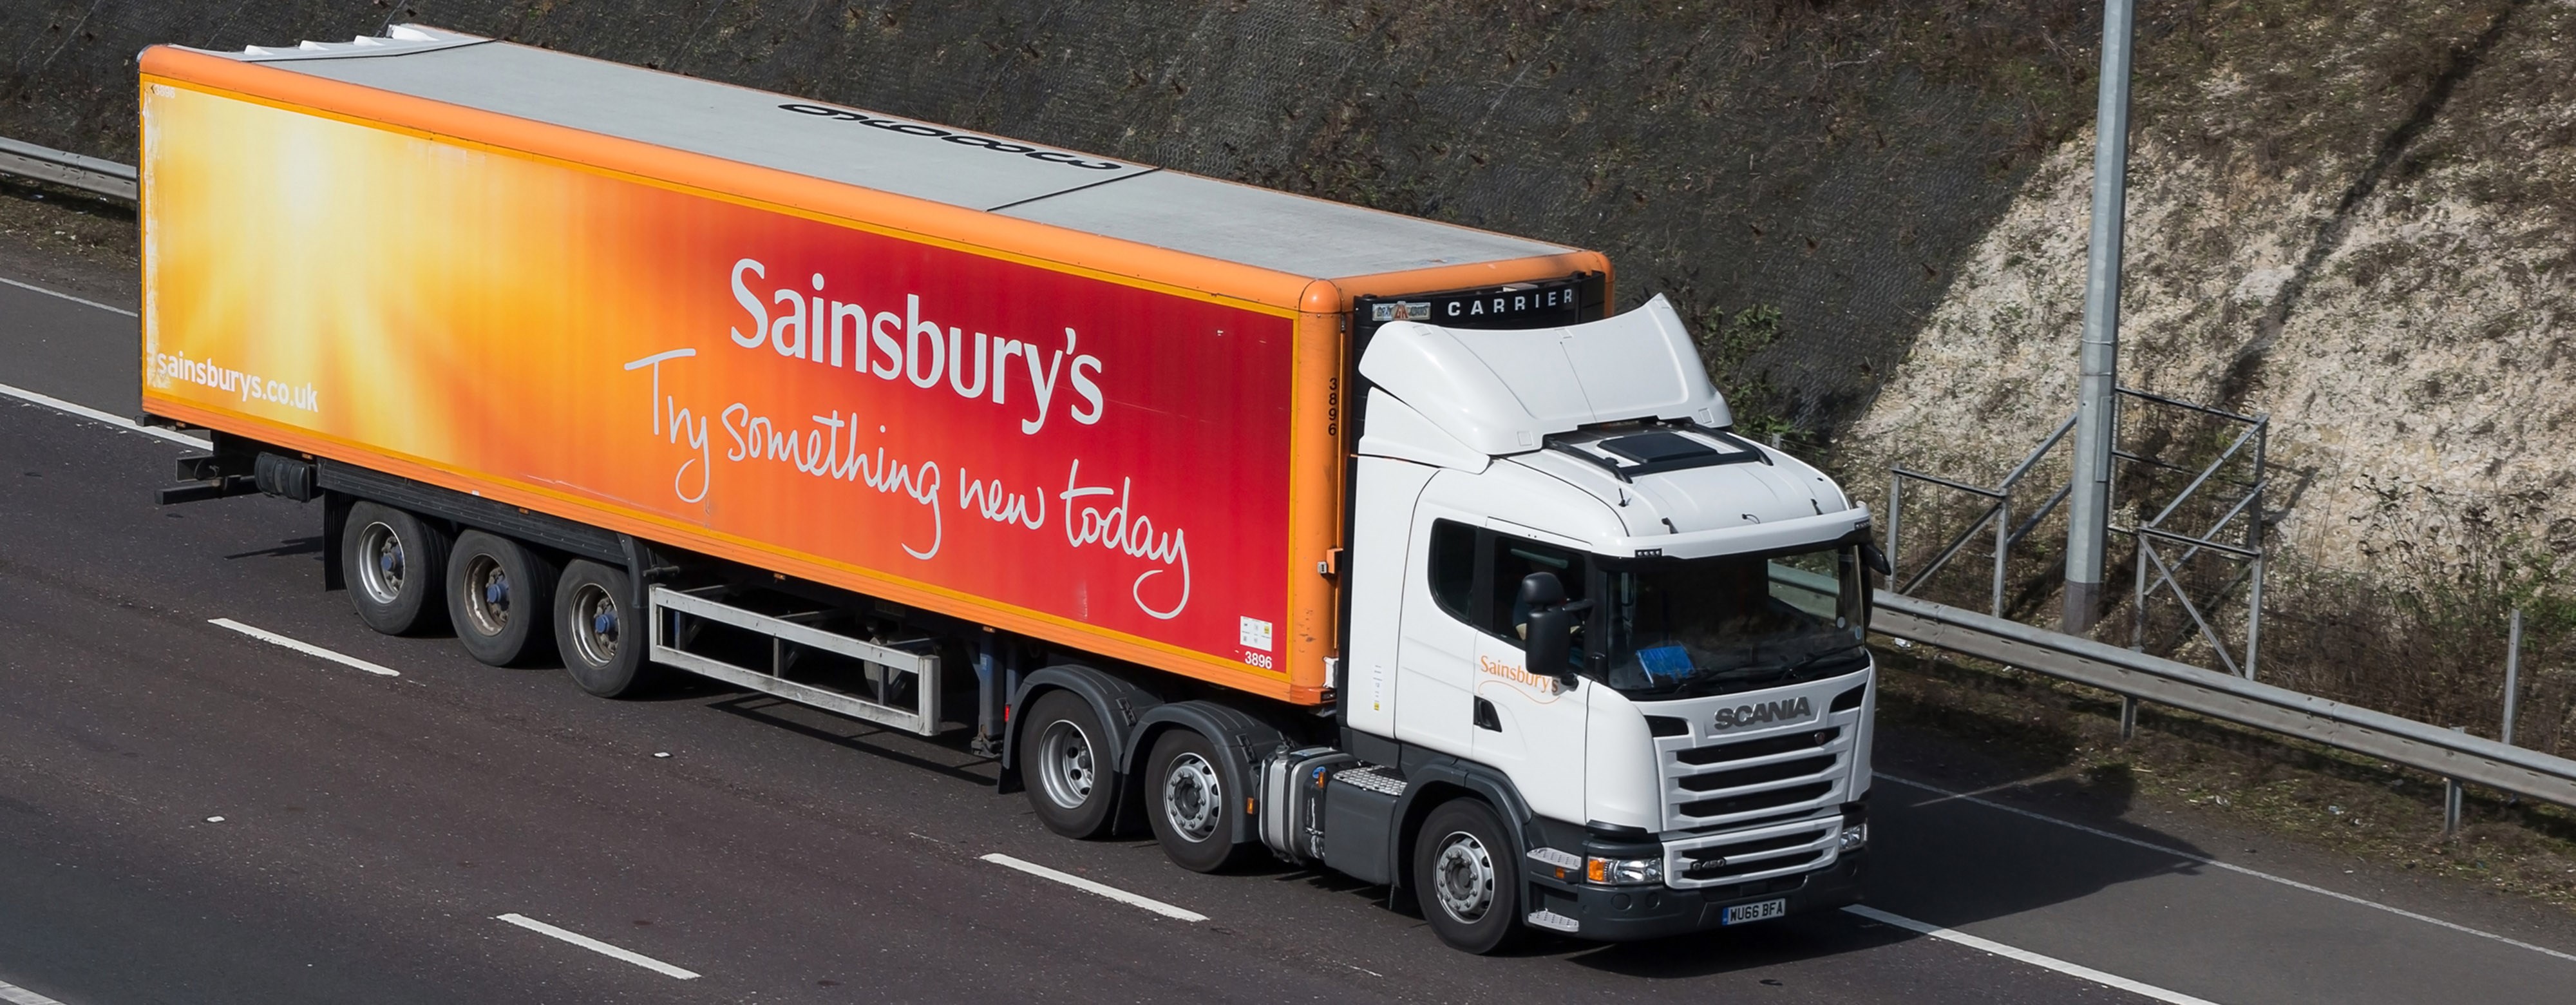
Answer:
5 260 2575 1004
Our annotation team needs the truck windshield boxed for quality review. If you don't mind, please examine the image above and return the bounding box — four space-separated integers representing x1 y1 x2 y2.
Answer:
1598 543 1868 700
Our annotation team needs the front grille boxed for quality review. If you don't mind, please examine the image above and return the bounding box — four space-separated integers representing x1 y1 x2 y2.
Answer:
1681 829 1819 861
1673 727 1837 765
1676 754 1837 792
1686 849 1826 882
1661 816 1843 889
1678 781 1832 819
1647 670 1869 834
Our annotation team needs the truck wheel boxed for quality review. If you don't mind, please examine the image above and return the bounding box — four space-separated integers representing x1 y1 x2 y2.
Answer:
1022 690 1117 838
446 530 559 667
554 559 652 696
343 501 450 635
1142 729 1256 873
1413 799 1526 955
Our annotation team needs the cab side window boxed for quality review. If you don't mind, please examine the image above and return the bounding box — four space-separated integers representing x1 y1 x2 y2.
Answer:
1488 535 1585 645
1428 519 1477 624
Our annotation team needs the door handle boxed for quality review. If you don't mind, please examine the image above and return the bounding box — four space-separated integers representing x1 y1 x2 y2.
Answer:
1473 696 1502 732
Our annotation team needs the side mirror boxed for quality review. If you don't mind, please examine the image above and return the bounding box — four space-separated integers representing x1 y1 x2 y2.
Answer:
1524 599 1594 678
1516 571 1566 611
1862 542 1893 578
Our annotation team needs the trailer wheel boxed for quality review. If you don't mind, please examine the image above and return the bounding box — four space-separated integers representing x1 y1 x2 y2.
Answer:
446 530 560 667
1022 690 1117 838
342 501 450 635
1413 798 1526 955
1142 729 1257 873
555 559 652 697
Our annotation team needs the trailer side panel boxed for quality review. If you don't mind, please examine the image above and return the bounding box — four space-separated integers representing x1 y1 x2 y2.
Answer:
142 81 1309 694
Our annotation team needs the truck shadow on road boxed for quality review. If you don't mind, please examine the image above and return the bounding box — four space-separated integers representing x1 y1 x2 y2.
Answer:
676 675 2216 979
704 692 1000 787
1560 759 2218 977
221 534 322 560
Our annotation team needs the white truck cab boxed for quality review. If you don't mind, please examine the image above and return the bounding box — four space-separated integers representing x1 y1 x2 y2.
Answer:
1260 295 1877 951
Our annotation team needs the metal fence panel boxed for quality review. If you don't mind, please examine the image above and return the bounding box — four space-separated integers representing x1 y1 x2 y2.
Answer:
1873 589 2576 810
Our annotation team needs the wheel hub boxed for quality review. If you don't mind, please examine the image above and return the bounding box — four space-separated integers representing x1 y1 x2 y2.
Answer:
569 584 620 665
1160 752 1222 842
356 522 406 604
462 555 512 636
1036 720 1095 810
1431 830 1496 923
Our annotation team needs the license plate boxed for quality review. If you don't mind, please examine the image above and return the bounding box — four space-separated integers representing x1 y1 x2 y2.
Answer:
1721 897 1788 925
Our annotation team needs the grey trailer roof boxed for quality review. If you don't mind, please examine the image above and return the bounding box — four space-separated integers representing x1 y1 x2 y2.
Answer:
182 25 1574 281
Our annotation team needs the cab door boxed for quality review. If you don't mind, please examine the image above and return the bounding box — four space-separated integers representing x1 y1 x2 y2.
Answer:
1392 506 1482 757
1465 524 1591 825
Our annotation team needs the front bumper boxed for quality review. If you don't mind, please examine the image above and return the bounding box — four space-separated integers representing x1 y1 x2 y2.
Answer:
1528 848 1866 943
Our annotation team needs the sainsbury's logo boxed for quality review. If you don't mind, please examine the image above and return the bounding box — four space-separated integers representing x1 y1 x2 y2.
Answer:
1478 655 1562 696
725 258 1105 437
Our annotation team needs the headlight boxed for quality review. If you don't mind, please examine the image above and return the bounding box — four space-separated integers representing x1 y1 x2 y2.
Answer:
1586 855 1664 886
1839 799 1869 851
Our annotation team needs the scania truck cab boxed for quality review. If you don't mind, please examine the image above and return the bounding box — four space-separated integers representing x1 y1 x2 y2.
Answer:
1247 294 1877 951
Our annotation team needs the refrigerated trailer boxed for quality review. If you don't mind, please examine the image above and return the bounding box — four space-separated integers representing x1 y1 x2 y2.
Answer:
138 25 1880 952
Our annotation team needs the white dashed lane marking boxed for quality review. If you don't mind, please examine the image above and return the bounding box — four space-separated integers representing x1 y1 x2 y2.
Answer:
980 853 1208 922
207 618 401 678
495 913 701 981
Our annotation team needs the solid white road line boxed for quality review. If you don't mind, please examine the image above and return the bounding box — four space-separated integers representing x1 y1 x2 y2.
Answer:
207 618 401 678
980 853 1209 922
0 379 207 448
1878 773 2576 965
0 274 136 317
1846 905 2221 1005
495 914 701 980
0 977 71 1005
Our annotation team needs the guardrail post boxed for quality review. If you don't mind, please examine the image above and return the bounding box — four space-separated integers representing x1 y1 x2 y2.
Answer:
2444 725 2468 838
1886 474 1904 589
2132 534 2150 650
2119 696 2139 741
2243 547 2264 680
2503 608 2522 747
1993 495 2011 617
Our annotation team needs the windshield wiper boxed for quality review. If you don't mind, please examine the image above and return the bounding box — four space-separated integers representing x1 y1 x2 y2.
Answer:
1662 644 1865 700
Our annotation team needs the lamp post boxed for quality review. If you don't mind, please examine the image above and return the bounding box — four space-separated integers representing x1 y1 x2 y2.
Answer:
2063 0 2136 633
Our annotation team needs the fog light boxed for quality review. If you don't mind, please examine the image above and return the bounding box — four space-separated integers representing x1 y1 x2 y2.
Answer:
1838 822 1870 852
1586 855 1664 886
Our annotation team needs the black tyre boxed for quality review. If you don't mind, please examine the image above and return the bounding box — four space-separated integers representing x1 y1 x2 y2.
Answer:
446 530 560 667
554 559 652 697
1413 799 1526 955
1142 729 1258 873
1021 690 1118 839
342 501 451 635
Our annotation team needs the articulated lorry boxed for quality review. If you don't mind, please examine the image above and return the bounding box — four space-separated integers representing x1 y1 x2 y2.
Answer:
138 25 1880 952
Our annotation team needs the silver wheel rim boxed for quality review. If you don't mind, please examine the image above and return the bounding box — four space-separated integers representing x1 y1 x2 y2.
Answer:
569 583 620 666
356 521 406 606
1431 829 1497 924
1036 719 1096 811
461 553 511 636
1160 751 1222 843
